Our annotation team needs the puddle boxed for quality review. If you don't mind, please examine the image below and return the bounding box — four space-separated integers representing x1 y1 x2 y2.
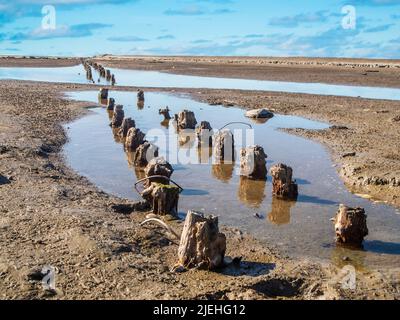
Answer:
62 90 400 269
2 64 400 100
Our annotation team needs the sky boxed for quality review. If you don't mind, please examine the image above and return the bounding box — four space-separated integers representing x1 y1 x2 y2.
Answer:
0 0 399 58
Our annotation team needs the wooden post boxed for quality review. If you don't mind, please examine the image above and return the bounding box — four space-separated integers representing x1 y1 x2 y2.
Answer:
134 142 159 167
118 117 135 139
270 163 298 200
196 121 213 147
144 157 174 186
106 98 115 111
141 183 180 217
177 211 226 270
177 110 197 130
98 88 108 100
239 145 267 180
213 129 234 163
110 105 124 128
125 127 145 151
333 204 368 247
159 107 172 120
137 89 145 102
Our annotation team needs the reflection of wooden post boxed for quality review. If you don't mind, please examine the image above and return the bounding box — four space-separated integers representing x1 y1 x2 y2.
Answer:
238 177 266 208
110 105 124 128
177 110 197 130
333 205 368 247
268 198 295 225
125 127 145 151
270 163 298 200
213 129 234 163
134 142 159 167
240 145 267 180
141 183 179 217
177 211 226 270
118 117 135 139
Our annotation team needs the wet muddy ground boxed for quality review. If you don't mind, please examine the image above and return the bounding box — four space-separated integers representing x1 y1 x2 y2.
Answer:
0 56 400 299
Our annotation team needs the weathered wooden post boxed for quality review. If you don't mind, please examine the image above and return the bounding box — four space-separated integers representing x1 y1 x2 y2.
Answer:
98 88 108 100
118 117 135 139
270 163 298 200
177 110 197 130
106 97 115 111
137 89 145 102
133 142 159 167
125 127 145 151
177 211 226 270
239 145 267 180
159 107 172 120
196 121 213 147
333 205 368 247
213 129 234 163
110 105 124 128
144 157 174 186
111 74 116 86
141 183 180 217
106 69 111 81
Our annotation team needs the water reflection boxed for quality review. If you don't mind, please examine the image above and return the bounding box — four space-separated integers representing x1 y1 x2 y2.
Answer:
268 198 296 225
160 119 170 129
212 162 235 183
197 146 212 164
178 130 196 148
330 245 366 271
137 101 144 110
238 177 266 208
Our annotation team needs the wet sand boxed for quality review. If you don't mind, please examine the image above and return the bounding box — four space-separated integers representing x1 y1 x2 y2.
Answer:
0 57 400 299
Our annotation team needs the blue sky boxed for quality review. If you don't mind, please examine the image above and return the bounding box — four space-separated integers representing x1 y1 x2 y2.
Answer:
0 0 399 58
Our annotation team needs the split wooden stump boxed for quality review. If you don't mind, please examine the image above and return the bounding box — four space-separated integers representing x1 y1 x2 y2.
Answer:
125 127 145 151
177 110 197 130
333 204 368 247
141 183 180 217
134 142 159 167
110 105 124 128
270 163 298 200
177 211 226 270
239 145 267 180
213 129 235 163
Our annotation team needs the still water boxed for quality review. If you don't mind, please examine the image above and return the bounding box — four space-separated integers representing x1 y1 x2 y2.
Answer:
1 64 400 100
63 90 400 269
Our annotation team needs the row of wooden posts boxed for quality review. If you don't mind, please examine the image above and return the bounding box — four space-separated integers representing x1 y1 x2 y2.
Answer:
82 59 116 85
98 87 368 270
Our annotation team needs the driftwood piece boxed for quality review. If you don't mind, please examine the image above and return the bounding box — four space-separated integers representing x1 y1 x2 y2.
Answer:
213 129 234 163
110 105 124 128
177 211 226 270
333 204 368 247
125 127 145 151
196 121 213 147
141 183 180 217
270 163 298 200
118 117 136 139
144 157 174 185
106 98 115 111
239 145 267 180
177 110 197 130
133 142 159 167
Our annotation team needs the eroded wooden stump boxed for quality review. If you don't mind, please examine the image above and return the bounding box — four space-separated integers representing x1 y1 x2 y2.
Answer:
333 204 368 247
196 121 213 147
144 157 174 186
240 145 267 180
137 89 145 102
98 88 108 100
177 110 197 130
125 127 145 151
134 142 159 167
159 107 171 120
213 129 234 163
141 183 180 216
106 98 115 111
110 105 124 128
118 117 136 139
177 211 226 270
270 163 298 200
